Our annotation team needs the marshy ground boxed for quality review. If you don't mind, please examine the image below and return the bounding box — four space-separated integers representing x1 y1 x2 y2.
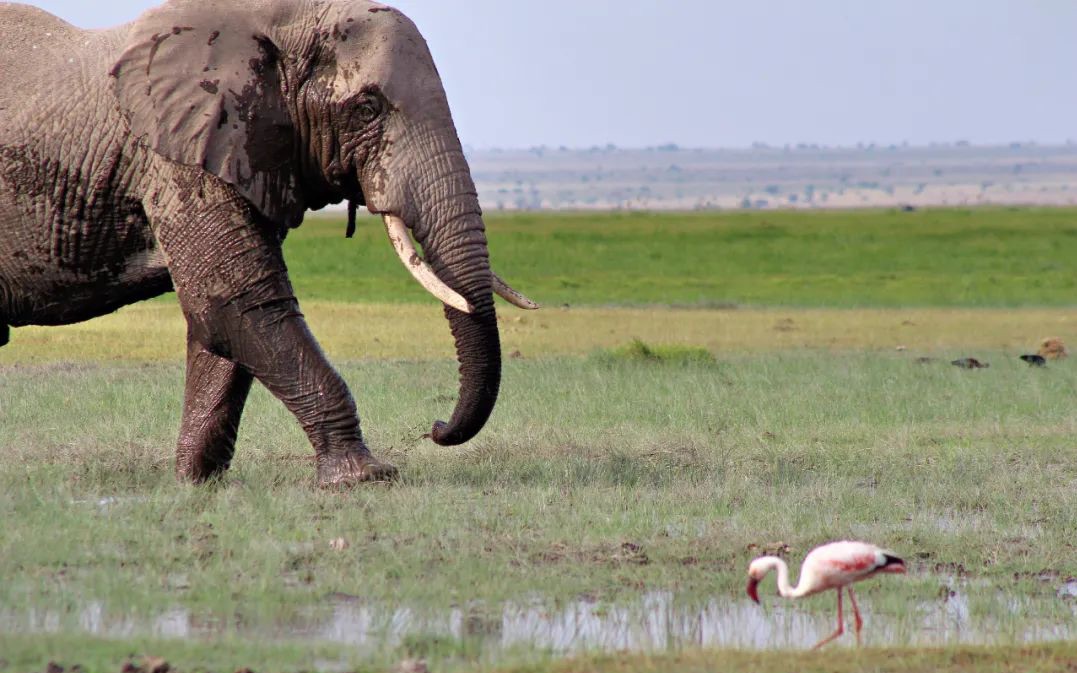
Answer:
1 210 1076 672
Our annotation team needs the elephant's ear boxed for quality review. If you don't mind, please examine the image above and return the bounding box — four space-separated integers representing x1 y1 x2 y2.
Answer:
111 6 304 227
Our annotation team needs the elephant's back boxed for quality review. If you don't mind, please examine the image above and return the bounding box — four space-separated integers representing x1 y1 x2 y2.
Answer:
0 4 126 137
0 4 80 120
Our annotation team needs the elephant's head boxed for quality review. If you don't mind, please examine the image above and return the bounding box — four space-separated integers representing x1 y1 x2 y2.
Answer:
110 0 536 446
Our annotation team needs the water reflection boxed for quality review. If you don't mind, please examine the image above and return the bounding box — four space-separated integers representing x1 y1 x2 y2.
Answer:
1058 581 1077 600
4 589 1075 654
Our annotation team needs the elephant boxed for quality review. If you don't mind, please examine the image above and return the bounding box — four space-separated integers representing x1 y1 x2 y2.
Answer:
0 0 537 487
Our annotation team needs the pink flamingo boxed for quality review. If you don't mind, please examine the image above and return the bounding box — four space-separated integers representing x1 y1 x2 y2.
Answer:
746 540 906 648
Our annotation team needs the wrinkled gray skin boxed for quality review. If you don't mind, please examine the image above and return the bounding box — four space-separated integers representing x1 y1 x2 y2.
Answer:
0 0 503 486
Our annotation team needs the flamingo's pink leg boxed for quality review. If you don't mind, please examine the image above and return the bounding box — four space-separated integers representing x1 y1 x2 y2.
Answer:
812 588 845 649
846 586 864 645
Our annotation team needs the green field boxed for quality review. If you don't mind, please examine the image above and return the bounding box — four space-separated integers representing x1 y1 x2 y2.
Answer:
2 209 1077 672
288 208 1077 307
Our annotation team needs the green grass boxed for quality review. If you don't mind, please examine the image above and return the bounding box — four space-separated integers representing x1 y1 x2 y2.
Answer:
497 643 1077 673
593 338 716 364
0 636 379 673
285 208 1077 307
7 639 1077 673
6 640 1077 673
2 353 1075 670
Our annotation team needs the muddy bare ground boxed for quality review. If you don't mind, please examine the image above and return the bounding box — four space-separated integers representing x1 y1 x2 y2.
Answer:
23 655 413 673
38 659 174 673
31 660 344 673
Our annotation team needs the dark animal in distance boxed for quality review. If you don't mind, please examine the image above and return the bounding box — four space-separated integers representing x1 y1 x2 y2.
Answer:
1020 354 1047 367
951 357 989 369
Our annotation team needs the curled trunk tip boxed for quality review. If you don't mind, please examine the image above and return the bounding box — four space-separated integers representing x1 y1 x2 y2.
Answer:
427 303 501 446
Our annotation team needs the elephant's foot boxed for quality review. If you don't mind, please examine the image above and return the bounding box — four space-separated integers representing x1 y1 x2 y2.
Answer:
176 447 232 484
317 449 398 488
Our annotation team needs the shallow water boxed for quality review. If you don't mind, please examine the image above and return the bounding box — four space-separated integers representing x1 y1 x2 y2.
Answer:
1058 580 1077 599
3 585 1074 654
69 496 151 511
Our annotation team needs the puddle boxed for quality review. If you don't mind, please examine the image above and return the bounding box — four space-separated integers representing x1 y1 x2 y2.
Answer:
69 496 151 511
2 589 1074 655
1059 581 1077 599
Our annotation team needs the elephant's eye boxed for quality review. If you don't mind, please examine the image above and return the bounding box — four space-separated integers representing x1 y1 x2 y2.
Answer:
353 96 383 124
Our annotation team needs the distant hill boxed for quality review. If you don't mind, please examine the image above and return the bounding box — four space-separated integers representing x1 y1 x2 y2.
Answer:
461 143 1077 211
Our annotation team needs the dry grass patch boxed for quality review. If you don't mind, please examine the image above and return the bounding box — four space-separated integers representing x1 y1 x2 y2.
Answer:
3 302 1077 363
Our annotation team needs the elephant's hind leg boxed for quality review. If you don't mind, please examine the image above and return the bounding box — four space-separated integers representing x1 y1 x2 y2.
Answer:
175 335 254 482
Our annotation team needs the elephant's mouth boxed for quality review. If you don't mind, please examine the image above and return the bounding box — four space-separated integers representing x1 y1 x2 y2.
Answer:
377 213 539 313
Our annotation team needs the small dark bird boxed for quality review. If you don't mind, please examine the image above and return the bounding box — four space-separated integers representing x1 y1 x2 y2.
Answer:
951 357 989 369
1020 354 1047 367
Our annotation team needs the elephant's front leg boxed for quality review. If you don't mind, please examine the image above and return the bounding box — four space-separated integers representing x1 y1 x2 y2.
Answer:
150 170 397 486
209 301 398 486
175 337 254 482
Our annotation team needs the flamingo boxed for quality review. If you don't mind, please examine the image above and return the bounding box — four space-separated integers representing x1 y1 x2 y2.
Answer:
746 540 905 649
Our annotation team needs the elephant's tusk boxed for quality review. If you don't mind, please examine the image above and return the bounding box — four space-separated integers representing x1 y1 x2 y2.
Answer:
383 214 474 314
492 272 540 310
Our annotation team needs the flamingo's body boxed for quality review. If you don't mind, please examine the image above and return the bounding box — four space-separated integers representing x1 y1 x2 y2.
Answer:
746 540 905 648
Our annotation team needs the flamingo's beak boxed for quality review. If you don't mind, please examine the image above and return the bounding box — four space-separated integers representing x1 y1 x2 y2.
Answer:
747 577 761 604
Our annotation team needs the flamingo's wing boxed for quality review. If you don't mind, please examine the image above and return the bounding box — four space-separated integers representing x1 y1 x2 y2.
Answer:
803 541 905 590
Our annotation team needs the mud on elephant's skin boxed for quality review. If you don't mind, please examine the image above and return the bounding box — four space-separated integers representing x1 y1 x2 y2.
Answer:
0 0 536 487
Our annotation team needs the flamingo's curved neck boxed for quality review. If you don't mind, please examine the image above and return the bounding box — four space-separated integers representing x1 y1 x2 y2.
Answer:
760 557 811 598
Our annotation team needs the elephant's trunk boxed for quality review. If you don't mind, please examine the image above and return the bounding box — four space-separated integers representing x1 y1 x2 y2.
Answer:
399 146 501 446
432 299 501 445
419 212 501 446
361 110 504 446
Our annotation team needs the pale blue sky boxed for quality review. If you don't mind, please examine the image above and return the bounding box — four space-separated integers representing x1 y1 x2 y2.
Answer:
30 0 1077 149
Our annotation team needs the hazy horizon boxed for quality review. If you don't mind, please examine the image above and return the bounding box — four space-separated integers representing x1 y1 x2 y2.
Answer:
464 139 1074 152
28 0 1077 150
